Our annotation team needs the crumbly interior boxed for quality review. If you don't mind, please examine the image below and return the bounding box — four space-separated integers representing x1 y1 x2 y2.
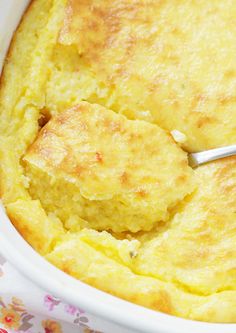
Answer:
1 0 236 323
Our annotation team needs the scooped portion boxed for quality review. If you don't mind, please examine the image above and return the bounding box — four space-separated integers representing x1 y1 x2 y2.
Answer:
24 101 194 233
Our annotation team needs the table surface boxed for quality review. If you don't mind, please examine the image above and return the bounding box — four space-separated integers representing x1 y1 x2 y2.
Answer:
0 254 101 333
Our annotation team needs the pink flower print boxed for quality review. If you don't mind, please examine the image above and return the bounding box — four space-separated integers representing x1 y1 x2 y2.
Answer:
64 304 78 316
44 295 60 312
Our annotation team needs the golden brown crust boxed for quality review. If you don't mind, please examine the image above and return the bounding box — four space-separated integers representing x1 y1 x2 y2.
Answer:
60 0 236 151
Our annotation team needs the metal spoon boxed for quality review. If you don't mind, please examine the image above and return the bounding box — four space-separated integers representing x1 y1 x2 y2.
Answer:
188 144 236 168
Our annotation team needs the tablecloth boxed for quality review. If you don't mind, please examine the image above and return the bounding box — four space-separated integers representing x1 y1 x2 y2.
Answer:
0 254 102 333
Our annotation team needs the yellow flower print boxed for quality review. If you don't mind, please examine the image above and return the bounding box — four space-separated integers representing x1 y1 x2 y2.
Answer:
42 319 63 333
83 328 102 333
0 307 21 330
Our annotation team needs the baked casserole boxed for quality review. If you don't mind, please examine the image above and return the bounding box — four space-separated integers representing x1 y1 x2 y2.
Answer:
1 0 236 322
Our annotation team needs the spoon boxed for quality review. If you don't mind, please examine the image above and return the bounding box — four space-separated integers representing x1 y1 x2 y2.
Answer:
188 144 236 168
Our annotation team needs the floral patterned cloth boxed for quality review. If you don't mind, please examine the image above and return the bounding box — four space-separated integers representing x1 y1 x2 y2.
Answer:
0 254 102 333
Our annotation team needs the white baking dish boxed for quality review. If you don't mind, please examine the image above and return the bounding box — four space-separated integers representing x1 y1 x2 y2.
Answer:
0 1 236 332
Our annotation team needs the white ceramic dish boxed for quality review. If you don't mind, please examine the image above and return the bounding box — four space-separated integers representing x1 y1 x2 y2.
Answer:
1 1 236 332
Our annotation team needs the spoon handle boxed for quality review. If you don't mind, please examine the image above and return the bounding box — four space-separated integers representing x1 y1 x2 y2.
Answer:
188 144 236 168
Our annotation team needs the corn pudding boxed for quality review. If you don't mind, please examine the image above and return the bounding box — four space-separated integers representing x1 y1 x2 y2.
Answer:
1 0 236 322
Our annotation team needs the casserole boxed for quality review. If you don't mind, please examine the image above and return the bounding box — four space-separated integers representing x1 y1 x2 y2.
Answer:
0 1 236 332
